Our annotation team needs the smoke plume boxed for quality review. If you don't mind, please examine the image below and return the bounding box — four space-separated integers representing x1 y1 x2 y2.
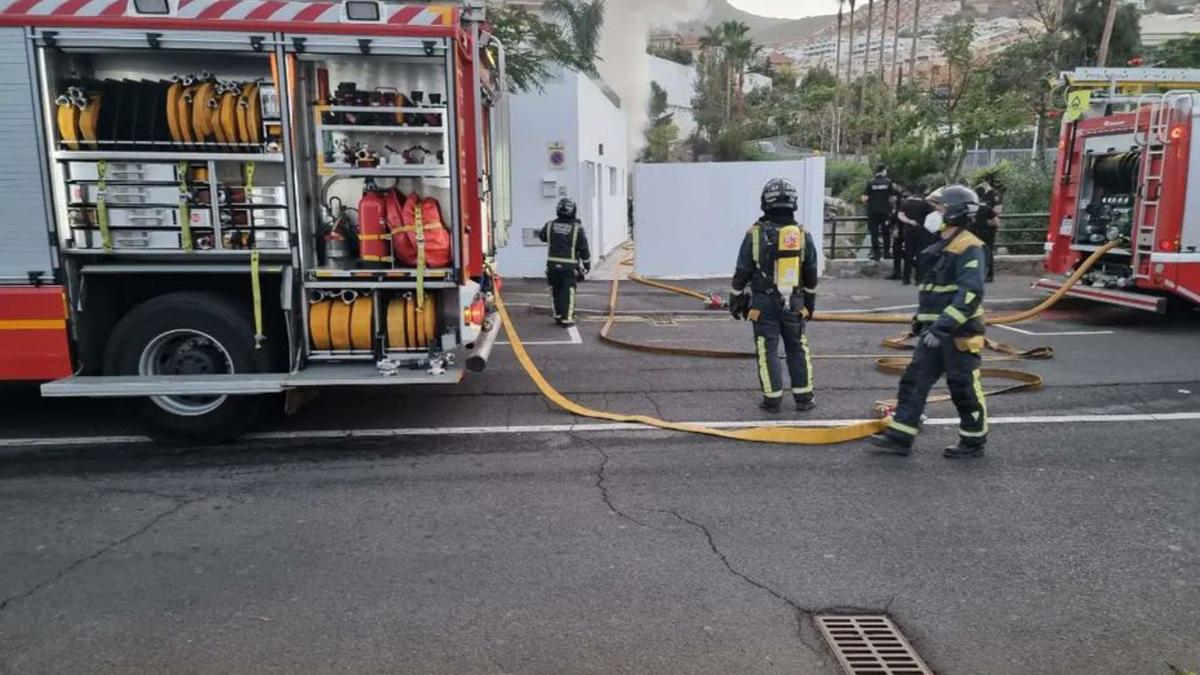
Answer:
596 0 708 156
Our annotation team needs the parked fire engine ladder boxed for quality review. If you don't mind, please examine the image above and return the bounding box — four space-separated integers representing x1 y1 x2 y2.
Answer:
1132 93 1168 279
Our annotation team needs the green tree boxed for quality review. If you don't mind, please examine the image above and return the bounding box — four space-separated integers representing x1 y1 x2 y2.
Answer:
1062 0 1141 66
647 44 694 66
488 2 581 93
1152 34 1200 67
543 0 606 76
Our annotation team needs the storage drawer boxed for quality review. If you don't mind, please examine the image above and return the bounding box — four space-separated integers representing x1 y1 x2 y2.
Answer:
68 162 177 182
72 228 181 250
224 208 287 228
222 229 289 250
70 183 181 206
69 206 212 228
229 186 286 206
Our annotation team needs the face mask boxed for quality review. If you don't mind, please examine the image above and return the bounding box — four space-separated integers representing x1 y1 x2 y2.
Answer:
924 211 944 233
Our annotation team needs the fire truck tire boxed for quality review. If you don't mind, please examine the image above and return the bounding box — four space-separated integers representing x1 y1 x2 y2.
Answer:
104 292 274 445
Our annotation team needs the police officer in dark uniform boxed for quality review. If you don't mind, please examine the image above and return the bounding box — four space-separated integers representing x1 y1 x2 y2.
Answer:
861 164 901 261
729 178 820 412
896 185 936 285
973 180 1003 282
870 185 990 459
538 197 591 326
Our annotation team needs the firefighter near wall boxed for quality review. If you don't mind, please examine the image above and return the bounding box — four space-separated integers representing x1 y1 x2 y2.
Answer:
538 197 591 327
729 178 820 413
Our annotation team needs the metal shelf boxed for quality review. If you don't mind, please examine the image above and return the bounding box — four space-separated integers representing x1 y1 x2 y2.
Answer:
318 165 450 178
310 268 453 280
304 280 457 290
319 105 447 114
54 151 285 163
63 248 293 258
319 124 445 134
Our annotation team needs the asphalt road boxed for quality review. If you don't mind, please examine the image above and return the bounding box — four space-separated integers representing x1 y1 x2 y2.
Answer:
1 273 1199 674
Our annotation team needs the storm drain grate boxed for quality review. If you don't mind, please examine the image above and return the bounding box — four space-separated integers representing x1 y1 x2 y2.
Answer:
815 614 932 675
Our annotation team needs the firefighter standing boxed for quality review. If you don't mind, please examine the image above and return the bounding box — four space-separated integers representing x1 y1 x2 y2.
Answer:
870 185 990 458
973 180 1003 283
729 178 820 412
896 185 936 285
861 164 901 261
538 198 591 326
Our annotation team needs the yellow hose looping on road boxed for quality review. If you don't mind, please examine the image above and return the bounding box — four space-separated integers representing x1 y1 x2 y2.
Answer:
493 241 1121 446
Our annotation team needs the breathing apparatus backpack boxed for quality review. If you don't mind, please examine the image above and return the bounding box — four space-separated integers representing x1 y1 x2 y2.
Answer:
752 220 805 296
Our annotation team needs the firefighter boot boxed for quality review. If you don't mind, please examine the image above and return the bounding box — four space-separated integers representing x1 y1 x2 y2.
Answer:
868 431 913 456
795 395 816 412
759 397 782 413
944 438 986 459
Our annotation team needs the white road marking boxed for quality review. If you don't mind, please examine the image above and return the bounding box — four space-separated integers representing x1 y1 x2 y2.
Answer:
4 411 1200 448
497 324 582 346
994 324 1115 337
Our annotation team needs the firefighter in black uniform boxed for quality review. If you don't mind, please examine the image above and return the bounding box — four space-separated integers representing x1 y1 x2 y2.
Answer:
896 185 936 285
870 185 990 459
973 180 1003 282
538 197 591 326
729 178 820 413
861 164 901 261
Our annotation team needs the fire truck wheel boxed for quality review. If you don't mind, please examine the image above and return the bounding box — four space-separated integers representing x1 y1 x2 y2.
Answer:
104 291 274 445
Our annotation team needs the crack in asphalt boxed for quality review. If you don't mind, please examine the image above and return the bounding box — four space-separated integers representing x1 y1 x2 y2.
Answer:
661 509 905 663
570 434 645 527
643 392 665 420
0 496 200 614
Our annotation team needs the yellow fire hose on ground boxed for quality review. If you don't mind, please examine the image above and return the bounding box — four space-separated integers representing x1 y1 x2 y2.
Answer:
493 241 1121 446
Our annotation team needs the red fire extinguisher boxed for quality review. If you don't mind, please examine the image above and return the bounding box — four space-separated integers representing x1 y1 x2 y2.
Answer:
357 179 390 267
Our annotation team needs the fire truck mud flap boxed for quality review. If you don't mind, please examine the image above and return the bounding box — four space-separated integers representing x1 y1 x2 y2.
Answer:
1031 278 1167 313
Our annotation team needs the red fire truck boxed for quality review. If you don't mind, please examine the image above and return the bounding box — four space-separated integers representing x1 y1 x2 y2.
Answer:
0 0 510 442
1038 68 1200 312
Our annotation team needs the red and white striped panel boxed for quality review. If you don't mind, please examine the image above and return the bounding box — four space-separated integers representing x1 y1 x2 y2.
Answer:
0 0 453 26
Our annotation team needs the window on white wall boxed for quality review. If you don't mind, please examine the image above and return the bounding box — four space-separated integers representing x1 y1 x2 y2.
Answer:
609 167 617 196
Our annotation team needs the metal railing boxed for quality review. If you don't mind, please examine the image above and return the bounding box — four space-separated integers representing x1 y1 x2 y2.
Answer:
824 212 1051 260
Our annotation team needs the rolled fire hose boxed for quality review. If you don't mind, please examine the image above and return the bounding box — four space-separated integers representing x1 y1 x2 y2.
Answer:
490 240 1122 446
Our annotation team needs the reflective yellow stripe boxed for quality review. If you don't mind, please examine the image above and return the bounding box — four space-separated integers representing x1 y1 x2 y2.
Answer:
793 333 814 395
250 250 264 349
764 391 784 399
547 257 578 264
959 428 988 438
964 259 979 269
965 291 977 304
945 306 968 324
888 420 919 436
0 319 66 330
567 286 576 321
750 225 760 266
970 368 989 435
915 313 940 322
973 306 985 318
570 224 579 260
803 287 817 294
755 335 775 396
921 284 959 293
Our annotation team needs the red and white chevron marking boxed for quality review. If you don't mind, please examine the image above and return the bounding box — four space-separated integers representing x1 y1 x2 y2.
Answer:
0 0 453 25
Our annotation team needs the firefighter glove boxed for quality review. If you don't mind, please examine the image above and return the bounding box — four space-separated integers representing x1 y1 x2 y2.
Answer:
919 330 942 350
730 291 751 321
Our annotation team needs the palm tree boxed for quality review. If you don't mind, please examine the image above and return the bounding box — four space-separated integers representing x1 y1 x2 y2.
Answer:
864 0 874 75
719 21 751 121
847 0 857 82
728 37 762 118
833 0 845 155
543 0 606 76
879 0 890 75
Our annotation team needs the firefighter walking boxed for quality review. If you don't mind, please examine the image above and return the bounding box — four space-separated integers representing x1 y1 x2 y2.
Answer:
870 185 990 458
538 198 591 326
729 178 819 413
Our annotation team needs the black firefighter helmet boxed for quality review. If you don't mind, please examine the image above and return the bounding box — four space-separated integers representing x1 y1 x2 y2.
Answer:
761 178 799 213
556 197 577 220
928 184 980 228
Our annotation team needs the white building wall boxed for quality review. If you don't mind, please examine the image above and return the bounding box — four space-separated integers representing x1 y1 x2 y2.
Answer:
633 158 826 278
498 69 628 278
647 55 698 138
574 75 629 265
498 72 580 279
